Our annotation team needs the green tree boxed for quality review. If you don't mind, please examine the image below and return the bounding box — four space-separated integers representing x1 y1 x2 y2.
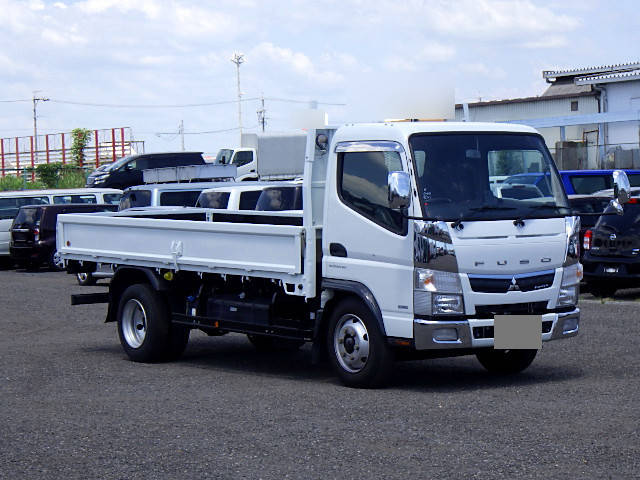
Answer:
34 162 86 188
71 128 92 166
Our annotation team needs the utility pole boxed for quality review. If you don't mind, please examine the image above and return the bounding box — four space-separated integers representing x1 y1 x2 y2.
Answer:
179 120 185 151
231 53 244 143
257 95 266 132
32 92 49 163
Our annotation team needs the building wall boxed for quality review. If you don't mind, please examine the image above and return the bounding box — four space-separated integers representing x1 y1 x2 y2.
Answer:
604 81 640 149
454 96 599 151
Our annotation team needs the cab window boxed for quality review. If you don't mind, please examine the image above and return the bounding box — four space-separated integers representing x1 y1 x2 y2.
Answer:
103 193 122 204
239 190 262 210
53 194 97 204
119 190 151 210
160 190 202 207
234 151 253 166
338 150 405 234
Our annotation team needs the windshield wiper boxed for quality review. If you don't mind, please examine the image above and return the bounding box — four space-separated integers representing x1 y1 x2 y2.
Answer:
513 204 571 227
468 205 518 212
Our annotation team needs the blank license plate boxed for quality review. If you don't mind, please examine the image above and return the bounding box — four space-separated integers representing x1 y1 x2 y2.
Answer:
494 315 542 349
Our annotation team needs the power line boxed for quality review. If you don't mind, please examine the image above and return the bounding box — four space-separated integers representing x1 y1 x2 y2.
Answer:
154 126 245 135
264 97 346 106
48 98 260 108
1 97 346 108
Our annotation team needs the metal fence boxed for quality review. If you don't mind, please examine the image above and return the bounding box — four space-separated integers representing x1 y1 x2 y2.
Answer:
549 141 640 170
0 127 145 179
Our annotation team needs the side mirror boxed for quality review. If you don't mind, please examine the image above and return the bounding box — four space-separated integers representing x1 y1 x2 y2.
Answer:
388 171 411 209
613 170 630 204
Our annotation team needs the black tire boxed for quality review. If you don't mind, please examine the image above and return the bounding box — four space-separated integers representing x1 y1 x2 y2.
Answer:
476 349 538 374
116 284 189 362
588 281 617 298
247 334 304 352
50 250 65 271
326 298 393 388
76 272 97 286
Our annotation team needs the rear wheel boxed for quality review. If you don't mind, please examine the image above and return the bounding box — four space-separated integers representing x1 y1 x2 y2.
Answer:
476 349 537 374
327 298 393 388
117 284 189 362
50 250 65 271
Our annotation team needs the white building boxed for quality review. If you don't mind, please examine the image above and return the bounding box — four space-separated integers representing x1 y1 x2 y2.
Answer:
455 63 640 169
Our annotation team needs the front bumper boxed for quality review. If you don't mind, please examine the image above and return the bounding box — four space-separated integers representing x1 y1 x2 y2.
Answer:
413 308 579 350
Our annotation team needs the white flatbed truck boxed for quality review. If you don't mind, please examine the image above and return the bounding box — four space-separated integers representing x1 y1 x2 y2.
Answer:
59 122 630 387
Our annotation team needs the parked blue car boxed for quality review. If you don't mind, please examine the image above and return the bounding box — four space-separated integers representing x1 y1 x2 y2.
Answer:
503 169 640 195
559 169 640 194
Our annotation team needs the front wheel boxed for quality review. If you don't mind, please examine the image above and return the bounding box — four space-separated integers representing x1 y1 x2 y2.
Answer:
117 284 189 362
327 298 393 388
76 272 96 286
476 349 537 374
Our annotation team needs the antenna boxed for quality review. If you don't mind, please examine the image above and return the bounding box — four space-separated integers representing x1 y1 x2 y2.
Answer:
231 53 245 143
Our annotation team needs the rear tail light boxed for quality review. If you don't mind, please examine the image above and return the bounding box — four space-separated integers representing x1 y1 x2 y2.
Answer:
628 198 639 204
33 226 40 242
583 229 592 251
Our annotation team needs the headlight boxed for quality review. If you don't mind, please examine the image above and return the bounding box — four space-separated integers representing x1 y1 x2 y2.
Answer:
557 263 582 307
557 285 579 307
414 268 464 316
564 217 581 265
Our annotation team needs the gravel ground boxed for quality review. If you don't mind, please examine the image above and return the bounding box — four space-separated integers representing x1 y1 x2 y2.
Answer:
1 269 639 479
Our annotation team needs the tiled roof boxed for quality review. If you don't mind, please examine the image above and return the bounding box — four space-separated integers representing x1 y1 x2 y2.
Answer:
543 62 640 80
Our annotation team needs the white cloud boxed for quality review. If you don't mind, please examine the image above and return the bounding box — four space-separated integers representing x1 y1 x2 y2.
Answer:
250 43 344 85
76 0 161 18
459 62 507 79
41 28 86 46
425 0 580 39
172 5 233 36
418 42 456 62
521 36 568 49
53 2 67 8
28 0 44 10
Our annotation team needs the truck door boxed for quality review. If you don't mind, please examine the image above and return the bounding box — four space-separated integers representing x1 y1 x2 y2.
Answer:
323 141 414 339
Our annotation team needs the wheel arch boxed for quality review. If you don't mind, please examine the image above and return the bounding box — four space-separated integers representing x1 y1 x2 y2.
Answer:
107 267 169 323
320 279 387 337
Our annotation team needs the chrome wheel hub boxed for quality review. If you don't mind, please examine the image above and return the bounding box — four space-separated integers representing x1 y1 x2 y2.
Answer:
52 251 64 270
334 314 370 373
121 299 147 348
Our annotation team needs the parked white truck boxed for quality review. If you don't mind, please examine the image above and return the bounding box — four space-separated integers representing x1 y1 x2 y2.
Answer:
215 132 307 181
59 122 630 387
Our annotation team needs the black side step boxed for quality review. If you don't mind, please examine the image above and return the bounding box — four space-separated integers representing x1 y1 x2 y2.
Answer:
71 293 110 305
172 313 313 341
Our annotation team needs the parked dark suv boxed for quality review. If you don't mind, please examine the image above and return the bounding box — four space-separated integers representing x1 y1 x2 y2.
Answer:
567 194 612 262
582 188 640 296
10 203 117 270
86 152 206 190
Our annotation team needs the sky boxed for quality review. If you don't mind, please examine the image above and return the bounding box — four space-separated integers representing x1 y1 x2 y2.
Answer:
1 0 639 156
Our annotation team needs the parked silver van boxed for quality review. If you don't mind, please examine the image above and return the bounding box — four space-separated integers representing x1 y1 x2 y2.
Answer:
0 188 122 262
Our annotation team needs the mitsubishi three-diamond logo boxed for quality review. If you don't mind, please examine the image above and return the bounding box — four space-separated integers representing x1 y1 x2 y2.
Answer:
507 276 521 292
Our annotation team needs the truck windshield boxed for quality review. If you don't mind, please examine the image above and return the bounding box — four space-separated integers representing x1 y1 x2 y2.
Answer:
409 133 569 221
215 149 234 164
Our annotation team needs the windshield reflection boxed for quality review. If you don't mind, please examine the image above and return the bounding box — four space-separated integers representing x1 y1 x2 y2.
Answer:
409 133 569 222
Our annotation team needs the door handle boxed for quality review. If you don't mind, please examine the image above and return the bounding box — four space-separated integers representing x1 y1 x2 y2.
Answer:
329 243 347 257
